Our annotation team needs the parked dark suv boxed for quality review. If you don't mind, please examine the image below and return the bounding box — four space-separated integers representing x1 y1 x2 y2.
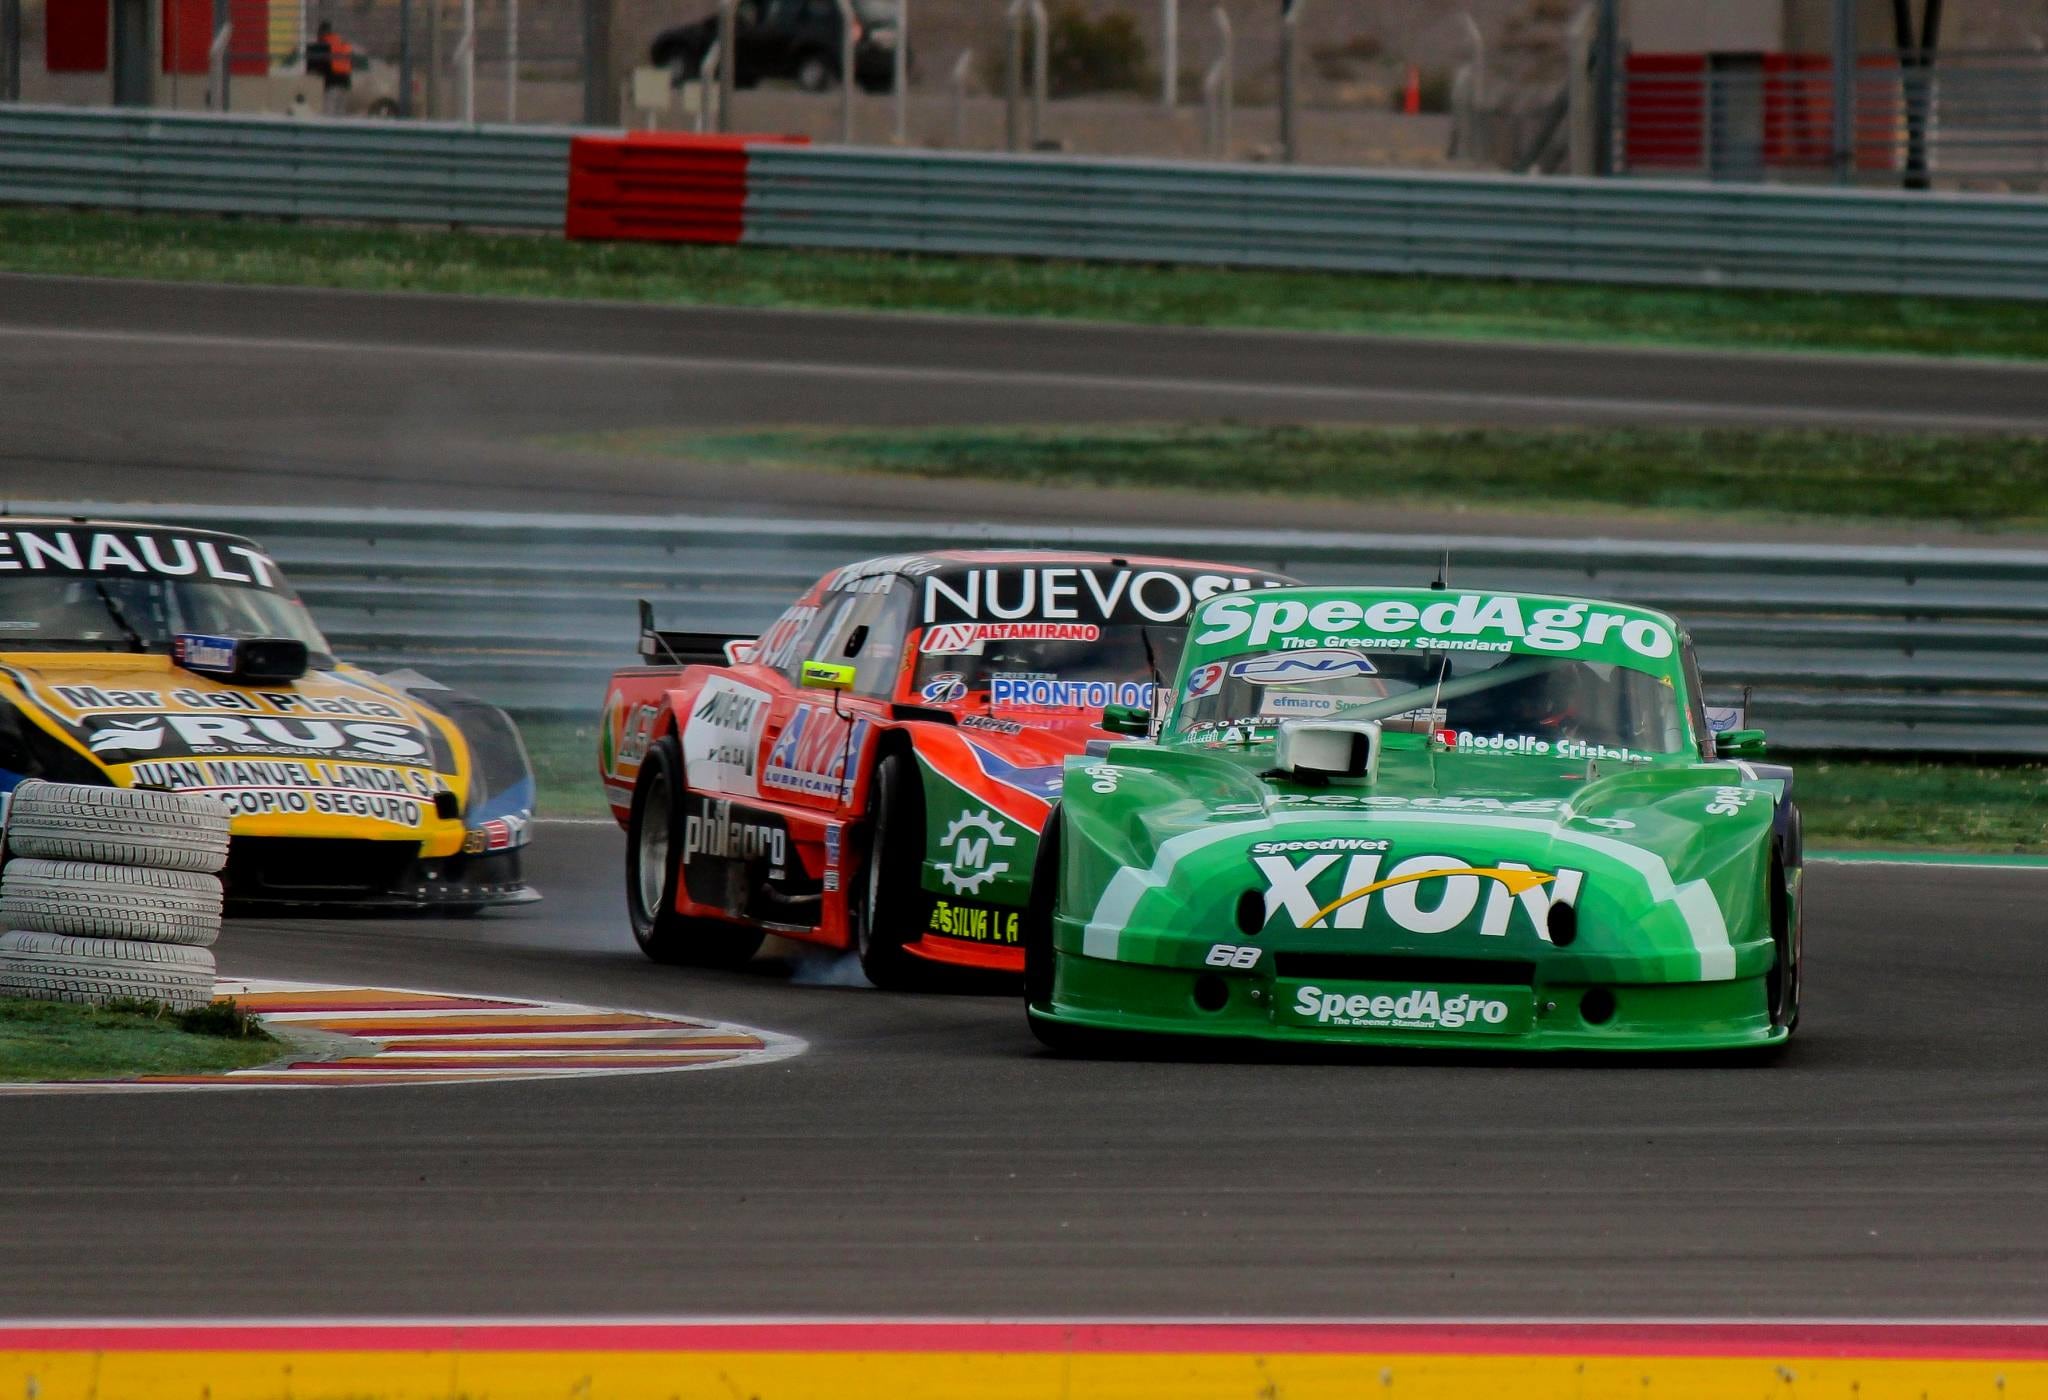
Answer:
650 0 901 93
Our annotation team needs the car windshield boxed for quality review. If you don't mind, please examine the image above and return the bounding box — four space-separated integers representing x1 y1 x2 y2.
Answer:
0 575 333 663
1175 646 1687 757
910 623 1182 713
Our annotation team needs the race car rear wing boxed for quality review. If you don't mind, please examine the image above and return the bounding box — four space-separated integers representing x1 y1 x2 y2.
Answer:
637 599 753 668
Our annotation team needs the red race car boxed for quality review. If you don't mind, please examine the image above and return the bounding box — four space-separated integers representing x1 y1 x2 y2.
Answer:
600 551 1294 985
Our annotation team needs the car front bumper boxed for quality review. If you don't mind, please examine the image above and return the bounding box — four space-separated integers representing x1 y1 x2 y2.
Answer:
224 838 539 911
1037 949 1785 1052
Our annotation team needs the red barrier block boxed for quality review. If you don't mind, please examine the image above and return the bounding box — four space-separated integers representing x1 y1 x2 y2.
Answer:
565 132 808 244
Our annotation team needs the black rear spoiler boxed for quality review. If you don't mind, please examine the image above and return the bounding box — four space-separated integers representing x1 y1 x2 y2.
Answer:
638 599 753 667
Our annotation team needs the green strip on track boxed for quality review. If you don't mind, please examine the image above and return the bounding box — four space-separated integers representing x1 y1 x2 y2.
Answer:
1810 850 2048 869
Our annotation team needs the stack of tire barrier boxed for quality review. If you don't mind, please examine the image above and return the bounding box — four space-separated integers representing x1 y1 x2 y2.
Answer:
0 782 231 1012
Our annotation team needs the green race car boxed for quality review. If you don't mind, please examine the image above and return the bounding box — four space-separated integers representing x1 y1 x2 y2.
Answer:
1023 585 1802 1054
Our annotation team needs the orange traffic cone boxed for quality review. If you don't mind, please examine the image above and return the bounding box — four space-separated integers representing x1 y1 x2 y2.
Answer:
1402 64 1422 115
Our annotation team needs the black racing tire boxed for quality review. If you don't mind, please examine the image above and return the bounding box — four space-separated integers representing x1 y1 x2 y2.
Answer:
0 859 222 946
625 736 764 969
4 780 229 873
1021 810 1119 1056
795 50 838 92
855 751 926 990
0 931 216 1012
1020 804 1062 1013
1766 836 1802 1036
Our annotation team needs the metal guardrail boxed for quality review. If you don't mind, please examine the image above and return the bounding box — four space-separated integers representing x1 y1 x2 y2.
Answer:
6 106 2048 299
0 105 570 227
23 503 2048 757
740 144 2048 301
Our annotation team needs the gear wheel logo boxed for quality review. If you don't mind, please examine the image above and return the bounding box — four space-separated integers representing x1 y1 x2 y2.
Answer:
936 808 1017 895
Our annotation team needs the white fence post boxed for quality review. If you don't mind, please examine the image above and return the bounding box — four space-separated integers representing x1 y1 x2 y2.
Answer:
1161 0 1177 108
951 47 973 147
1203 5 1232 157
1028 0 1046 148
1004 0 1025 150
717 0 736 134
456 0 475 124
208 22 232 111
698 37 721 132
1278 0 1305 163
505 0 519 122
835 0 855 142
892 0 909 144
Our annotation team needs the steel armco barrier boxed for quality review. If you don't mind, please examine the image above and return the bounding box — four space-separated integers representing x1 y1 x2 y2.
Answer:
737 144 2048 301
0 106 571 228
5 106 2048 299
23 503 2048 757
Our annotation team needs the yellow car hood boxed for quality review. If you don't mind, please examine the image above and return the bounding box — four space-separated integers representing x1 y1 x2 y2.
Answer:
0 652 470 846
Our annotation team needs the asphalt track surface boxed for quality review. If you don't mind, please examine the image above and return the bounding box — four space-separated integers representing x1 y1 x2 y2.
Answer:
8 274 2048 542
2 823 2045 1319
6 273 2048 1322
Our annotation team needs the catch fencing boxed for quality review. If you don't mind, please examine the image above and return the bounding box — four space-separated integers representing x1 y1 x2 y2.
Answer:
30 503 2048 758
5 105 2048 300
1620 49 2048 190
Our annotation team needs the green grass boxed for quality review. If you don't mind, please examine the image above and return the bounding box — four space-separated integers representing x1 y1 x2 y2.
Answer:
0 996 278 1082
510 713 2047 854
573 424 2048 530
522 712 611 820
6 207 2048 359
1795 756 2048 853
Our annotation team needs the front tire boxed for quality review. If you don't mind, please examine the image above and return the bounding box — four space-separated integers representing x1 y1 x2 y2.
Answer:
856 751 926 989
1021 806 1102 1054
1021 805 1061 1013
625 736 764 968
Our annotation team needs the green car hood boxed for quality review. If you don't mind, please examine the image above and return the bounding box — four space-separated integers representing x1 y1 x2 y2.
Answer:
1058 738 1784 985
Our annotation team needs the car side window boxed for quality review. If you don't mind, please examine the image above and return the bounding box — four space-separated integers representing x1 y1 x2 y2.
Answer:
784 592 856 683
810 584 913 698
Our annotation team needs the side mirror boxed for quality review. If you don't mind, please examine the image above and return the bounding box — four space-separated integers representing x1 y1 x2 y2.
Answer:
1716 727 1768 758
801 660 855 692
1102 702 1150 737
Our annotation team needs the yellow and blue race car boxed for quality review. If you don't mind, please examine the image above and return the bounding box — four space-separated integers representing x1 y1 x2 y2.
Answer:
0 517 536 910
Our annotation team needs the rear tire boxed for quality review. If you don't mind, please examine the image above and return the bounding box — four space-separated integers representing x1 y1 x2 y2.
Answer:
625 736 765 968
856 751 926 990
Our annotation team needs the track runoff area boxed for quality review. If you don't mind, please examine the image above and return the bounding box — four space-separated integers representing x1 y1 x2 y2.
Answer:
5 1320 2046 1398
